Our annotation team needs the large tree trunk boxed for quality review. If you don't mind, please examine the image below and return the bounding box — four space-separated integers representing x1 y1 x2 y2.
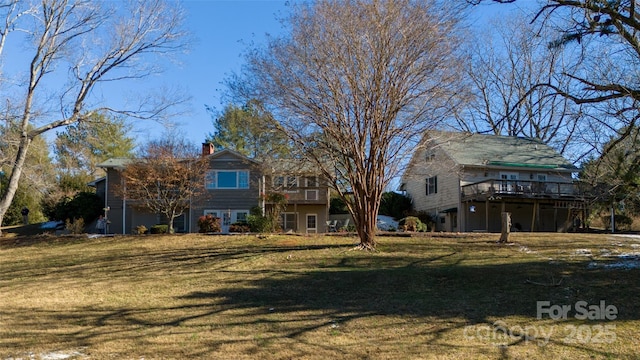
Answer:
354 214 378 250
0 136 31 235
351 183 382 250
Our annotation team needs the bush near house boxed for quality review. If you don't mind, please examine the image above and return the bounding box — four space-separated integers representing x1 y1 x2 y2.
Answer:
65 218 85 234
46 192 102 224
229 222 251 233
198 215 221 233
150 224 169 234
399 216 428 232
135 225 148 235
602 214 634 231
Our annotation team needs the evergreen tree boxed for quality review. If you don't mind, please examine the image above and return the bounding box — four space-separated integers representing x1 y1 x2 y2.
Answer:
206 100 291 160
55 112 135 180
1 122 55 225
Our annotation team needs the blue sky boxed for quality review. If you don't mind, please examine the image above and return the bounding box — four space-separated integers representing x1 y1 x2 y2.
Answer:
141 0 291 145
141 0 534 146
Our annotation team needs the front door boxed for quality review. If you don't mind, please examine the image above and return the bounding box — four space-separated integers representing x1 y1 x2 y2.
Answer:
204 210 248 233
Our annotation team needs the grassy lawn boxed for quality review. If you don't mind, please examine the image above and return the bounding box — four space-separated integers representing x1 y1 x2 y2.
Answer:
1 232 639 359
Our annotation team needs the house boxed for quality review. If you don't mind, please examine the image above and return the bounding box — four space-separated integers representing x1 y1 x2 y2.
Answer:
264 159 331 233
400 132 587 232
96 144 330 234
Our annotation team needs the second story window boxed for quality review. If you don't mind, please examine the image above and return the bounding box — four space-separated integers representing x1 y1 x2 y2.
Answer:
305 189 318 200
305 176 318 187
274 175 298 189
206 170 250 189
426 176 437 196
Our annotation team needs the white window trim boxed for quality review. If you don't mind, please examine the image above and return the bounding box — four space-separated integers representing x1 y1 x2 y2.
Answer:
306 213 318 233
204 209 249 223
426 176 437 196
280 212 297 231
500 172 519 180
274 175 299 189
305 189 318 200
305 176 318 187
206 170 250 189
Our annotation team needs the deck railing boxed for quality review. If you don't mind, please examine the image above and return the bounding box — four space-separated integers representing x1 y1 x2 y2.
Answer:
461 180 583 200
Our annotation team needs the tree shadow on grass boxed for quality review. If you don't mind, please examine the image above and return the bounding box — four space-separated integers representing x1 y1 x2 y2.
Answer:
2 238 640 359
175 256 640 358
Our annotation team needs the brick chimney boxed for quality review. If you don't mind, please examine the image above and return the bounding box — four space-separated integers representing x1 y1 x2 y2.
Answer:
202 142 214 157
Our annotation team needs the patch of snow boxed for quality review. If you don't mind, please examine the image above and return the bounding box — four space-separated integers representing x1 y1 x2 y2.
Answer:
588 261 640 270
588 252 640 270
377 215 399 231
612 234 640 240
39 350 85 360
617 252 640 260
574 249 592 256
519 246 535 254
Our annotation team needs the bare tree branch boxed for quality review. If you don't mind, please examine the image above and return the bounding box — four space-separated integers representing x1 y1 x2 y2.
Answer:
230 0 467 248
0 0 188 233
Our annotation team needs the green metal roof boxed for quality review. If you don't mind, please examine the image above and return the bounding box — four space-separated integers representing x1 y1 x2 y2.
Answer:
96 158 133 168
434 132 576 171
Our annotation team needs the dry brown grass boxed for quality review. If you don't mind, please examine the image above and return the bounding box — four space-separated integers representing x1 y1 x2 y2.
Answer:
1 232 639 359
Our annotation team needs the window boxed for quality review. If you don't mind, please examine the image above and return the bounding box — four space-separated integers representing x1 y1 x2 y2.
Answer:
236 211 248 222
500 172 519 181
280 213 296 231
426 176 437 195
500 172 519 192
204 210 218 217
425 151 436 162
286 176 298 188
206 170 250 189
305 190 318 201
239 172 249 188
306 214 317 232
274 175 298 189
537 174 547 182
305 176 318 187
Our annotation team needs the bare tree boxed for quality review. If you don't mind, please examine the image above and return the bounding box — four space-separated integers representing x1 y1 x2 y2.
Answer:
229 0 466 249
0 0 188 233
120 139 207 234
455 14 587 161
469 1 640 160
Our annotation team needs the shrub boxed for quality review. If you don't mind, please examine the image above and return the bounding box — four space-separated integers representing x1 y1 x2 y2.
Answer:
262 192 288 232
135 225 148 235
65 217 85 234
602 214 634 231
229 222 250 233
400 216 428 232
401 211 435 231
198 215 221 233
247 206 270 233
48 192 102 224
343 223 356 232
329 196 349 214
379 191 413 220
150 224 169 234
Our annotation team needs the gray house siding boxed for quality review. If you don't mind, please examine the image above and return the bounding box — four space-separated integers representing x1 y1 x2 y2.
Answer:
188 151 262 232
99 149 331 234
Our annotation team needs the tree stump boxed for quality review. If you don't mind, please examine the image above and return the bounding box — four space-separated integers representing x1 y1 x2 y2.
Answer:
499 212 511 243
